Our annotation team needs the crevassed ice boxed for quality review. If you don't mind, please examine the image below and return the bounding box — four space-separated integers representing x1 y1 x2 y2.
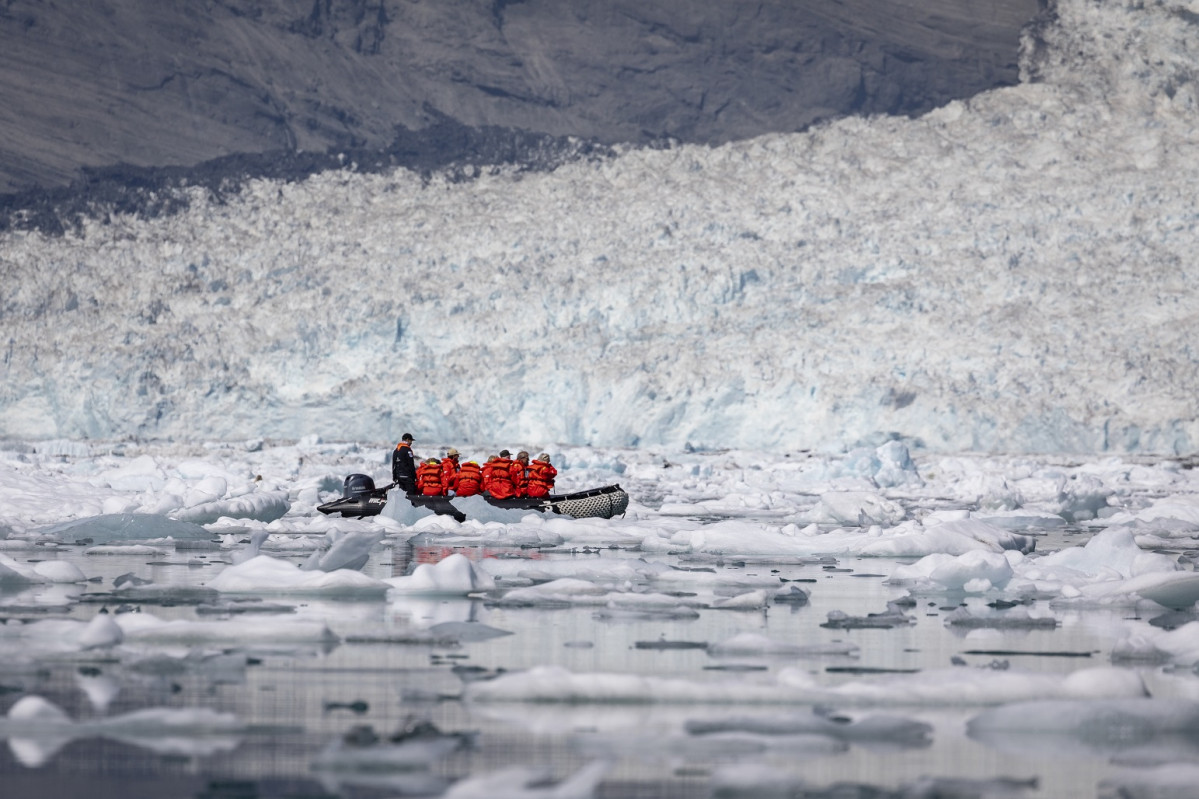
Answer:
0 0 1196 454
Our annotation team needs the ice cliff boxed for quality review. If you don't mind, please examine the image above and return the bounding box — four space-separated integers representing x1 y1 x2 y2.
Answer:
1 0 1197 455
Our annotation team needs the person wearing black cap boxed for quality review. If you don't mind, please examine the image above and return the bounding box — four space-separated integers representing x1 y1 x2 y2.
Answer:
391 433 418 494
486 450 518 499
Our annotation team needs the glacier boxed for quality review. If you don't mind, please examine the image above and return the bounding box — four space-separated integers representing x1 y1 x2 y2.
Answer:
1 0 1197 454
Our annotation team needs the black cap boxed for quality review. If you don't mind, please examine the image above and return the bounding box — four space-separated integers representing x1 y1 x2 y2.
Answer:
499 449 510 457
402 433 414 442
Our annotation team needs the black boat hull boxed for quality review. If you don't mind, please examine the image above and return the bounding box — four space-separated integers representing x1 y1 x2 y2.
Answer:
315 491 389 518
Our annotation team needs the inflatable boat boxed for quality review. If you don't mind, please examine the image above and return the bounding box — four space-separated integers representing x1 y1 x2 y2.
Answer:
317 474 629 522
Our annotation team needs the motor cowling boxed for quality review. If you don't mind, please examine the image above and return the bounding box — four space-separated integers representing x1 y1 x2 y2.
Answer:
343 473 377 498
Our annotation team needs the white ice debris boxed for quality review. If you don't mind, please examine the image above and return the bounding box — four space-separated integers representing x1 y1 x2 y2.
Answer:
386 553 497 595
466 664 1147 706
207 554 390 597
0 695 244 767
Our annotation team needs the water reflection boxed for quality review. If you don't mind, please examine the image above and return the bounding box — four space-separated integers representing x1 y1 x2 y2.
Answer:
391 540 545 578
0 537 1185 799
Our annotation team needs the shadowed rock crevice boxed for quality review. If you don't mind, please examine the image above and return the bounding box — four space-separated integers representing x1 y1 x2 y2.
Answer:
0 117 618 235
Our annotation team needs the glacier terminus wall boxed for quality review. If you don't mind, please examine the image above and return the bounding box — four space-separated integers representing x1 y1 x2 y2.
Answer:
1 0 1197 455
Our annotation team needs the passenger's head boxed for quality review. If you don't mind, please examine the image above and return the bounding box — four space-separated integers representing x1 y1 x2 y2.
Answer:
517 451 529 463
499 449 511 458
536 453 550 462
401 432 414 442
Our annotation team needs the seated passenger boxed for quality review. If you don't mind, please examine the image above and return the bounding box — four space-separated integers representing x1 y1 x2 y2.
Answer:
511 450 531 497
455 460 484 497
525 453 557 498
441 448 461 494
487 451 518 500
481 455 500 494
416 458 444 496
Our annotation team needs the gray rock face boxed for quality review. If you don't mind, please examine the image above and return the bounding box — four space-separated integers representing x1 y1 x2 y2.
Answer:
0 0 1042 194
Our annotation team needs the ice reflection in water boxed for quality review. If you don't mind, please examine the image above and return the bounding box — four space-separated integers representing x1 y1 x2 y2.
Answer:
3 472 1199 799
0 540 1166 799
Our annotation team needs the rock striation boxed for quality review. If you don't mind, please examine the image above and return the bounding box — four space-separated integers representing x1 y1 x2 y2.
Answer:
0 0 1042 196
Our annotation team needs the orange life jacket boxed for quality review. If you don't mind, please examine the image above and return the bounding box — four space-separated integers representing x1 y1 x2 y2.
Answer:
487 457 517 499
509 459 529 497
416 461 444 496
440 457 459 493
525 460 557 498
455 461 484 496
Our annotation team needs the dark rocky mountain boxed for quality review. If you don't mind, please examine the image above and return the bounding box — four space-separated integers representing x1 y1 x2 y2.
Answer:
0 0 1043 213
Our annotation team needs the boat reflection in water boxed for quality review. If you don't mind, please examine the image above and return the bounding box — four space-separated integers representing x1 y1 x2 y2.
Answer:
391 539 545 578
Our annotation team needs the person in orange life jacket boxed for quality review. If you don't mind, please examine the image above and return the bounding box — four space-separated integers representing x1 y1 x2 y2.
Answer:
455 460 485 497
481 455 500 494
487 450 518 499
510 451 531 497
416 458 444 496
440 448 461 494
525 453 557 498
391 433 417 494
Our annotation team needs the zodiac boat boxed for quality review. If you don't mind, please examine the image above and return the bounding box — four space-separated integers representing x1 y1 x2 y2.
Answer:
317 474 629 522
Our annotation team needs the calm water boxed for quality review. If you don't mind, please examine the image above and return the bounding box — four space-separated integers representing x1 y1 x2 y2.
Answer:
0 522 1184 799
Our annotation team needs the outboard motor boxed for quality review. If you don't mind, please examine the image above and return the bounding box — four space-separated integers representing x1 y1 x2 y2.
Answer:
319 474 391 518
343 473 377 498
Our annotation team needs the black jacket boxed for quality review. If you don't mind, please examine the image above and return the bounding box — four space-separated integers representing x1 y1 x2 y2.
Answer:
391 442 417 492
